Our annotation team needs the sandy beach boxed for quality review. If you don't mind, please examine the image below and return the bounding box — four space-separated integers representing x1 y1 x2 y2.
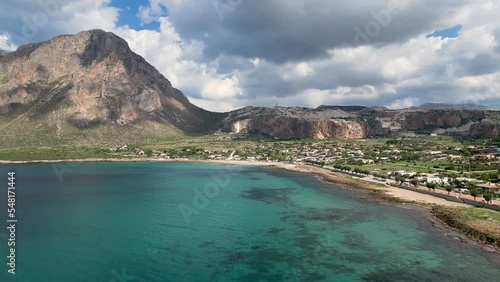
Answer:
206 160 470 207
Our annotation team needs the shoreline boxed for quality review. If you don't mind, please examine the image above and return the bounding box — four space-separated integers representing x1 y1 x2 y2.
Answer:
0 157 488 206
1 157 500 254
0 157 481 206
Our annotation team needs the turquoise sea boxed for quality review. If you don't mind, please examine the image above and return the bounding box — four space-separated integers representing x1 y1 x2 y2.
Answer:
0 162 498 281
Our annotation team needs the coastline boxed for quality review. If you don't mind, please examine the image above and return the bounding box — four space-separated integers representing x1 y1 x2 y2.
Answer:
0 157 479 206
1 157 500 253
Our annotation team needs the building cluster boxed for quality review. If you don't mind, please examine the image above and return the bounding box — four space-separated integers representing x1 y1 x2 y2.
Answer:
116 138 499 195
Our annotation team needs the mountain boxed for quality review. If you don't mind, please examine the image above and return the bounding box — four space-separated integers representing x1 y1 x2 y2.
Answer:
220 106 500 139
0 30 224 146
0 30 499 146
418 103 496 111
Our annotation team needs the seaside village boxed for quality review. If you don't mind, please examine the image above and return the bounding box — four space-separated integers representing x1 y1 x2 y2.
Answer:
113 137 500 205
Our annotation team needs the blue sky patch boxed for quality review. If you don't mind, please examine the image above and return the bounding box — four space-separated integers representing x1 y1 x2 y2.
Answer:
111 0 164 30
427 24 462 39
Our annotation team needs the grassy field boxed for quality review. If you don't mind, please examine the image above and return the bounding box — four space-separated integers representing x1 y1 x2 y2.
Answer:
352 163 431 174
0 112 186 148
462 207 500 223
142 135 255 151
340 135 463 147
0 147 121 161
0 134 253 161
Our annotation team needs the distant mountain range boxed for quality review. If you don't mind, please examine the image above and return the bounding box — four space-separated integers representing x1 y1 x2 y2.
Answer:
417 103 498 111
0 30 498 147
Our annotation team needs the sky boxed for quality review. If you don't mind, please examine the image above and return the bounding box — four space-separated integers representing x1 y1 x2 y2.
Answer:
0 0 499 112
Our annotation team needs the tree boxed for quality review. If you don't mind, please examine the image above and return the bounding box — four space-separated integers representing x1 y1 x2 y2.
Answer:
427 182 437 190
463 150 472 158
483 193 493 204
396 176 406 185
445 186 453 195
411 179 419 188
470 189 478 201
467 182 476 190
452 178 463 188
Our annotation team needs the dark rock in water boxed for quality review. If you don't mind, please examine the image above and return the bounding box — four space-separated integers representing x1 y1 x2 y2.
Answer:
199 241 216 248
298 207 353 222
268 227 286 234
362 269 421 282
240 187 295 204
482 246 498 253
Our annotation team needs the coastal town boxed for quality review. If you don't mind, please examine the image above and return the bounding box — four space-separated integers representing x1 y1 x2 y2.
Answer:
113 135 500 206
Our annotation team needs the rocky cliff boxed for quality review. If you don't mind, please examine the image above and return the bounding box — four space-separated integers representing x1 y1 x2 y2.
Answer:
0 30 224 144
470 121 500 138
221 106 499 140
1 30 498 145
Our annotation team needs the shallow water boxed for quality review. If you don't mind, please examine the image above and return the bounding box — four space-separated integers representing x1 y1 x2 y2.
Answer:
0 162 498 281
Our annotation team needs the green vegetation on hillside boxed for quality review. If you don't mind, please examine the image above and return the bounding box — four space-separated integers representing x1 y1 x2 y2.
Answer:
462 208 500 223
0 147 118 161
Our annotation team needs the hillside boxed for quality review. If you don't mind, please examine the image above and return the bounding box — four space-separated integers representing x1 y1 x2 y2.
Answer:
220 106 500 140
0 30 498 146
418 103 497 111
0 30 225 147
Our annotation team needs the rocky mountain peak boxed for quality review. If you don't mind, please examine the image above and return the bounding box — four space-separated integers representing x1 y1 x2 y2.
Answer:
0 30 222 138
74 29 131 66
0 30 498 147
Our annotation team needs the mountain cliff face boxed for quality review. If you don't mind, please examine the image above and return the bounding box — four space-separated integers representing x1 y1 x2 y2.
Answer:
233 116 365 139
398 110 485 130
0 30 498 146
418 103 496 110
470 121 500 138
221 106 499 140
0 29 224 146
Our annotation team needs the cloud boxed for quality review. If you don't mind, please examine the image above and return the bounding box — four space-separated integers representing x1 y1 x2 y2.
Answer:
0 0 118 45
137 0 168 24
160 0 467 63
114 18 243 111
388 97 420 109
1 0 500 112
0 34 17 51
